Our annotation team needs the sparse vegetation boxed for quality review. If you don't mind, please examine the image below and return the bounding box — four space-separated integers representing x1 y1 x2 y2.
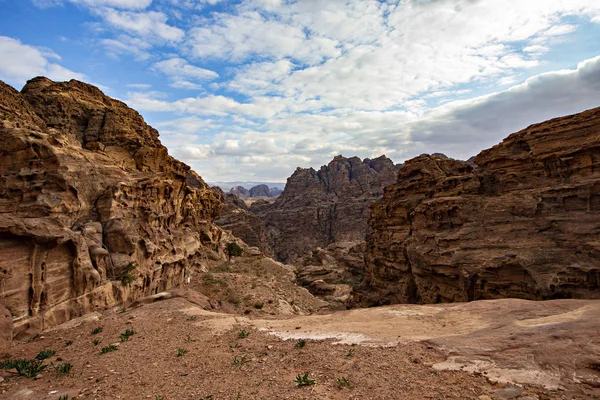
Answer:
35 349 56 360
295 339 306 349
118 307 127 313
233 355 250 367
294 373 316 387
336 376 353 389
101 344 118 354
226 242 243 261
176 348 188 357
155 397 166 400
186 316 197 321
253 302 264 309
120 261 138 286
2 358 48 378
120 328 135 342
92 339 102 345
91 327 103 335
52 362 73 375
59 395 76 400
65 341 73 347
346 348 355 358
238 329 250 338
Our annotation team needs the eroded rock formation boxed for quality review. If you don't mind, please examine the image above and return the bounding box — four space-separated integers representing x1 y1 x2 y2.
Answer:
249 184 272 198
0 77 231 341
214 191 273 256
257 155 397 263
355 107 600 305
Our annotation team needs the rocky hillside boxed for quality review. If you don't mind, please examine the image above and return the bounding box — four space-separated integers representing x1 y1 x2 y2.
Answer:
355 106 600 305
214 190 273 256
257 155 398 263
0 77 234 342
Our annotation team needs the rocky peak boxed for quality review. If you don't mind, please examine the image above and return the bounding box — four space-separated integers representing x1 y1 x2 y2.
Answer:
249 184 272 197
229 186 249 197
256 154 398 263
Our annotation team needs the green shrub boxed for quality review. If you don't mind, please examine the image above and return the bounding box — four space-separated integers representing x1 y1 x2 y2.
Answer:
233 355 250 367
101 345 118 354
91 327 103 335
294 373 316 387
226 243 243 261
295 339 306 349
11 358 47 378
92 339 101 346
176 348 188 357
238 330 250 339
336 377 352 389
52 362 73 375
120 328 135 342
35 349 56 360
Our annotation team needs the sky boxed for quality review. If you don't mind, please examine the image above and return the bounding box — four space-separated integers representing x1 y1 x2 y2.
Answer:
0 0 600 183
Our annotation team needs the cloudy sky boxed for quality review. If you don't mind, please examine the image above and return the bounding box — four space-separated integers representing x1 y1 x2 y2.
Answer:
1 0 600 182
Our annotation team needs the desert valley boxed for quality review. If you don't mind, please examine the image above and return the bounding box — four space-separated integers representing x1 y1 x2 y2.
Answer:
0 75 598 400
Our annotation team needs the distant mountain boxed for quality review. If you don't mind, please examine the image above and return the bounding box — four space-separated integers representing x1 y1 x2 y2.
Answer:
208 181 286 191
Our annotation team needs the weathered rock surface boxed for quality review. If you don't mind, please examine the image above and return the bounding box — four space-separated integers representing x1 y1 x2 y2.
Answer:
229 185 249 197
0 304 12 353
257 155 397 263
249 184 272 198
0 77 231 340
215 191 273 256
356 107 600 305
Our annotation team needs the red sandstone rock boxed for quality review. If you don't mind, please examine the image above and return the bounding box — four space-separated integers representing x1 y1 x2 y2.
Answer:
355 107 600 305
0 77 231 339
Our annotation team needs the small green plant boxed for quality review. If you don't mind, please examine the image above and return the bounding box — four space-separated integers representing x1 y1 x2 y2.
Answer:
101 344 118 354
52 362 73 375
0 359 16 370
120 328 135 342
120 262 138 286
118 307 127 313
176 348 188 357
185 335 197 343
226 242 243 261
91 327 103 335
295 339 306 349
92 339 101 346
35 349 56 360
336 377 352 389
238 329 250 338
65 341 73 347
11 358 48 378
346 348 355 358
58 396 76 400
294 373 316 387
253 302 264 309
186 316 197 321
233 355 250 367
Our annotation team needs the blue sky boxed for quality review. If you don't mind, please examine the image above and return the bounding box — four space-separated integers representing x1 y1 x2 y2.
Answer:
1 0 600 182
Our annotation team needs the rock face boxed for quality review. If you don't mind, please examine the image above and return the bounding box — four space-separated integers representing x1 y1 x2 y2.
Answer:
0 77 229 340
258 155 397 263
214 191 273 256
356 107 600 305
229 186 249 197
249 184 272 198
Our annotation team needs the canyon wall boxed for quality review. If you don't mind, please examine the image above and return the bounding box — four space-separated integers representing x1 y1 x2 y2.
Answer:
0 77 229 341
257 155 398 263
355 107 600 305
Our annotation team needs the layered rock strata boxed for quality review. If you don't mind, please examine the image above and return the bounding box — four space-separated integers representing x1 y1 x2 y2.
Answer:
356 107 600 305
0 77 229 341
258 155 397 263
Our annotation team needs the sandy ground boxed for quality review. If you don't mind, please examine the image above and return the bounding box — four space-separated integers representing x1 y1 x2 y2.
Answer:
1 256 599 399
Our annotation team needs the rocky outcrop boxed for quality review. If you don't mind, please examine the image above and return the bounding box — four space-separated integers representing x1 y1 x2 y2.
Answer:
229 186 249 197
249 184 272 198
296 241 366 307
257 155 397 263
270 187 283 197
355 107 600 306
0 77 231 340
215 191 273 256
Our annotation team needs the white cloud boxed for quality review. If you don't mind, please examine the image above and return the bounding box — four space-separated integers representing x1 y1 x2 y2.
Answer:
101 35 152 60
0 36 86 88
153 58 218 89
98 9 185 42
32 0 153 9
126 83 152 89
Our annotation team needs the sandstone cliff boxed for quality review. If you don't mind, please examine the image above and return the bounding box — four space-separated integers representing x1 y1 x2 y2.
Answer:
0 77 231 341
356 107 600 305
257 155 397 263
214 190 273 256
